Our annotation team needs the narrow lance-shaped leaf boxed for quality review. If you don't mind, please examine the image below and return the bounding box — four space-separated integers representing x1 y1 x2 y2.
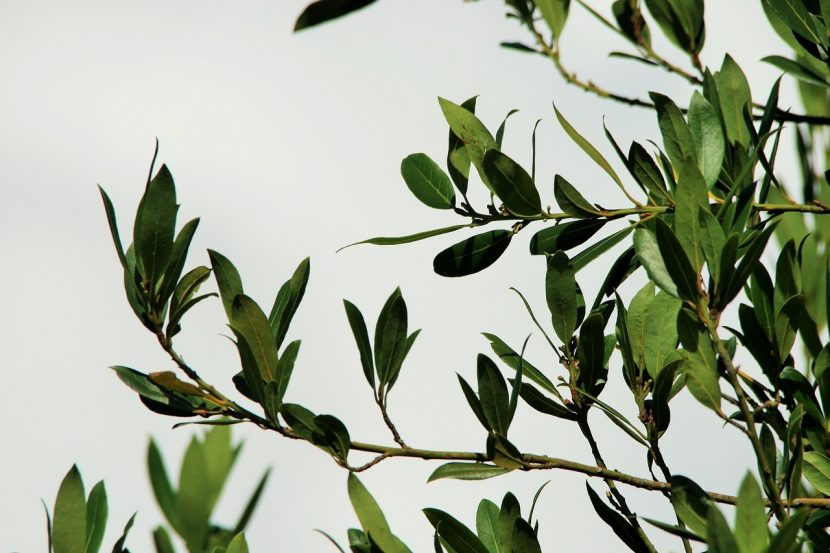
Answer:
427 463 511 482
340 224 472 251
477 354 510 435
654 218 700 302
423 508 490 553
208 249 243 320
85 480 108 553
294 0 377 31
715 55 752 148
343 300 374 387
269 257 310 349
554 175 599 217
585 483 650 553
650 92 696 171
447 96 478 194
734 473 769 553
670 475 712 538
348 474 408 553
673 160 709 273
231 294 279 383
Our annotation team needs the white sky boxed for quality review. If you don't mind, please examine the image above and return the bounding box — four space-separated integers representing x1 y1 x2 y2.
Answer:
0 1 802 552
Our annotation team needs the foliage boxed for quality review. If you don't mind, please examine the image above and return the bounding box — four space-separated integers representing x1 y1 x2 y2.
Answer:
40 426 263 553
86 0 830 551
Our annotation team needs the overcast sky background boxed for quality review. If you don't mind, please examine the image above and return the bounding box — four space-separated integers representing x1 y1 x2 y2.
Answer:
1 1 804 551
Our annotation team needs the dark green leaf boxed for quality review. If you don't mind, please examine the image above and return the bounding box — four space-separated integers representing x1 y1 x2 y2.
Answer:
482 333 557 396
640 517 704 542
208 249 243 320
511 519 542 553
341 224 472 250
629 143 670 203
433 230 512 277
495 109 519 148
677 310 721 411
577 312 605 394
134 165 178 292
344 300 375 387
698 207 726 286
152 527 175 553
482 150 542 217
803 451 830 496
670 475 712 537
159 218 200 309
458 374 490 431
348 474 408 553
477 354 510 435
554 175 598 217
401 153 455 209
766 508 809 553
110 513 136 553
718 224 777 309
517 381 577 420
294 0 377 31
423 508 490 553
546 250 577 343
230 294 279 383
553 104 625 192
315 414 351 461
529 220 606 255
586 483 650 553
654 218 700 302
427 463 511 482
98 187 128 270
269 257 310 349
650 92 695 170
85 481 108 553
498 493 521 553
476 500 502 553
374 288 408 388
572 225 634 272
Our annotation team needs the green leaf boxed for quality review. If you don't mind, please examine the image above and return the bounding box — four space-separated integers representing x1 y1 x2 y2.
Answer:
433 230 512 277
572 225 634 272
698 207 726 286
477 354 510 435
715 55 752 148
423 508 490 553
517 381 577 420
147 439 182 534
640 517 704 542
546 250 577 343
343 300 374 387
53 466 87 553
230 294 279 383
629 143 670 203
98 187 128 270
177 437 211 548
233 468 271 534
111 513 136 553
458 374 491 431
511 519 542 553
482 150 542 217
401 153 456 209
766 509 809 553
294 0 377 31
553 104 625 194
670 475 712 538
113 366 169 404
208 249 243 320
152 527 175 553
170 266 212 321
315 414 351 461
341 224 472 250
225 534 249 553
85 481 108 553
763 55 830 86
577 312 605 394
269 257 310 349
763 0 825 46
498 493 521 553
585 483 650 553
529 220 606 255
476 500 503 553
534 0 571 39
718 224 777 308
348 474 408 553
447 96 478 195
654 218 700 302
427 463 512 482
438 97 499 193
707 506 739 553
674 160 709 273
677 310 721 411
803 451 830 496
650 92 695 171
554 174 598 217
483 333 558 396
159 218 200 310
134 165 178 292
735 473 768 553
687 92 724 188
644 0 705 53
374 288 409 388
